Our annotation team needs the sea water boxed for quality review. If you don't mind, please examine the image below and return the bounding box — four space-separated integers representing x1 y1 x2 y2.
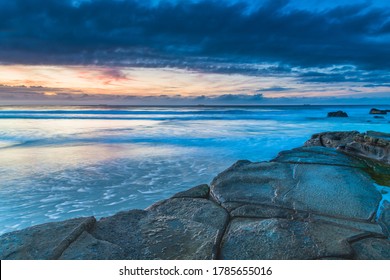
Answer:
0 105 389 234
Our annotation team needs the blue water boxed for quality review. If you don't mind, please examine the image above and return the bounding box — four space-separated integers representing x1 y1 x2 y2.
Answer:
0 105 389 234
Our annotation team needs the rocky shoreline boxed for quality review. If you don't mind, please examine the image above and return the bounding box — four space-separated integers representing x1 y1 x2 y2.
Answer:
1 131 390 260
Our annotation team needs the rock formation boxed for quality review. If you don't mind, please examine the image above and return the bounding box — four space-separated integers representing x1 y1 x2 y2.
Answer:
370 108 388 115
327 111 348 117
305 131 390 165
1 132 389 260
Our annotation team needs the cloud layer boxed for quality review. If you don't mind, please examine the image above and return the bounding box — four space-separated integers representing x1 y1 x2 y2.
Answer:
1 0 389 71
0 0 389 103
1 83 389 106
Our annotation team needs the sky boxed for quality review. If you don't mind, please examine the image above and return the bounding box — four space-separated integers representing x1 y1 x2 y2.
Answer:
0 0 389 105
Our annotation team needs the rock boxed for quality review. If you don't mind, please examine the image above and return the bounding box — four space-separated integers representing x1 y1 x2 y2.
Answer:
370 108 388 115
59 231 125 260
86 198 229 260
374 116 385 119
305 131 390 165
305 131 360 148
378 201 390 235
147 197 229 231
210 160 381 221
352 238 390 259
273 146 367 168
172 184 209 199
0 217 95 260
229 203 296 219
348 132 390 164
318 257 348 260
220 218 363 260
327 111 348 117
91 209 223 259
308 214 384 235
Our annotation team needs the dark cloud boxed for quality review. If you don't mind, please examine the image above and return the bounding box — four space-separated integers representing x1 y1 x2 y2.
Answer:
0 0 389 84
101 68 128 80
258 86 292 92
299 68 390 84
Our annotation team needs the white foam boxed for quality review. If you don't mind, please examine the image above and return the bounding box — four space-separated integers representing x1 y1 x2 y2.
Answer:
67 209 84 213
40 195 66 203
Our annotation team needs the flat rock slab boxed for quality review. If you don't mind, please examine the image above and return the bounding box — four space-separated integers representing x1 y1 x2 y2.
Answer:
147 197 229 231
0 217 95 260
91 212 221 259
211 160 381 221
352 238 390 259
220 218 363 260
273 146 367 168
229 204 385 235
59 231 125 260
88 198 229 260
309 214 384 235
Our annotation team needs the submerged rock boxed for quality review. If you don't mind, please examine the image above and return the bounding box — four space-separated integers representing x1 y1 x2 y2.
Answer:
1 131 389 260
327 111 348 117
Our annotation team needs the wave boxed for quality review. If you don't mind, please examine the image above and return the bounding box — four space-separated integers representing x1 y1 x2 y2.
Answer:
0 114 309 122
0 135 237 149
0 109 259 116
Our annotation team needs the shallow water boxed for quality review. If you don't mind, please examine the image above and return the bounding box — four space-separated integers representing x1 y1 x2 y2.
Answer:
0 105 389 234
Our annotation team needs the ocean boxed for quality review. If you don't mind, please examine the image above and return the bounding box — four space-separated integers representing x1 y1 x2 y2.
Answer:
0 105 389 234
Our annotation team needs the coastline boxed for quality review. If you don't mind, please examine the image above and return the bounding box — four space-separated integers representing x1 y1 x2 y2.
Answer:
1 130 389 260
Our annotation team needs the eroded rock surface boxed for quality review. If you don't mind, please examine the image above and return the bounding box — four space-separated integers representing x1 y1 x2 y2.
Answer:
305 131 390 165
